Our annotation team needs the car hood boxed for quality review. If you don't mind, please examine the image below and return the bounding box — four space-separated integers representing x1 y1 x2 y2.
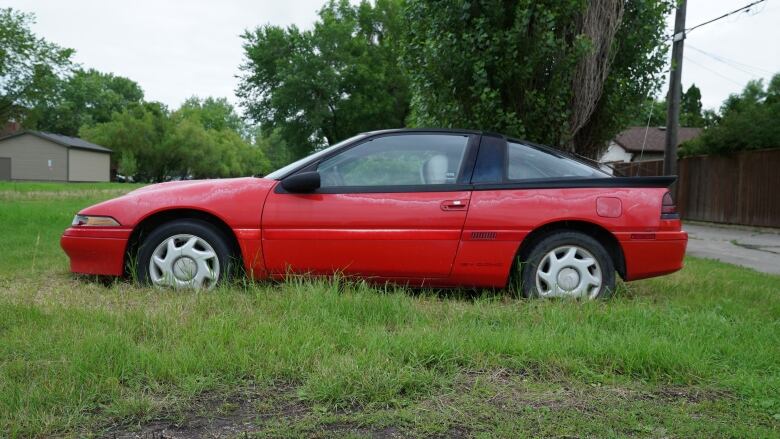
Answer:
126 178 238 196
79 177 277 229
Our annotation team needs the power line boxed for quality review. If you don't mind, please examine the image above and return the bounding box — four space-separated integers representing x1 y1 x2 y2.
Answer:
687 45 774 76
685 0 767 34
684 55 746 86
687 48 762 78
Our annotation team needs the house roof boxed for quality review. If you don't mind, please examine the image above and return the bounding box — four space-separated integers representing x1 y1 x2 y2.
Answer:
613 126 702 153
0 131 112 153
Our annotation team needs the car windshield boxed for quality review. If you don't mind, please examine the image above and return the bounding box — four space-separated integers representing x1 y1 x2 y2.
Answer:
265 134 368 180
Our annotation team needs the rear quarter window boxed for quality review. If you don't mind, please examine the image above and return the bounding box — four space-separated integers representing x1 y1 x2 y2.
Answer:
507 142 608 180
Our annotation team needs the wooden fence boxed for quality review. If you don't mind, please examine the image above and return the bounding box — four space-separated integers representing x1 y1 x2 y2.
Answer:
611 160 664 177
677 149 780 228
611 149 780 228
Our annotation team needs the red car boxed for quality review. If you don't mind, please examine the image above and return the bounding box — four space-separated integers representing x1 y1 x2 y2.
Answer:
61 129 687 299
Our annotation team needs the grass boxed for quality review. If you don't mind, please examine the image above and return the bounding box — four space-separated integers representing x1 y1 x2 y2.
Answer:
1 182 779 437
0 181 144 276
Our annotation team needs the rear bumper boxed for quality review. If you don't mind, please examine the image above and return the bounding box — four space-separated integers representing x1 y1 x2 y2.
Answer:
618 231 688 281
60 227 131 276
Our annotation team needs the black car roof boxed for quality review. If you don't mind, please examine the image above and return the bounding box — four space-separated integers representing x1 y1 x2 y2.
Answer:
362 127 486 137
268 128 607 180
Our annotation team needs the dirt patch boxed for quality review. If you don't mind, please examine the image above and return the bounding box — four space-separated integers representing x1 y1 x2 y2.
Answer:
99 373 735 438
648 386 733 404
430 426 471 439
454 369 731 413
320 423 401 438
103 384 309 439
102 383 411 439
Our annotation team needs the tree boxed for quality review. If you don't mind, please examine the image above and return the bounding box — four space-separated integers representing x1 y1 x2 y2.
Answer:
175 96 246 136
253 127 295 173
628 84 705 128
680 74 780 157
680 84 704 127
117 150 138 178
0 8 74 124
403 0 674 157
80 101 171 181
238 0 409 160
80 97 270 181
26 68 144 135
165 98 270 179
628 98 666 127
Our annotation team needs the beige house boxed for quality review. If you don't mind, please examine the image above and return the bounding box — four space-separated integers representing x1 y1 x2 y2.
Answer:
0 131 112 182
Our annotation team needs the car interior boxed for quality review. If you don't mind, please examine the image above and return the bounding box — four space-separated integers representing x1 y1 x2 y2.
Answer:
318 134 468 186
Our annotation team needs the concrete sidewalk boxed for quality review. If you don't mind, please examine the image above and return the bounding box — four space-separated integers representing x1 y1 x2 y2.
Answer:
684 222 780 275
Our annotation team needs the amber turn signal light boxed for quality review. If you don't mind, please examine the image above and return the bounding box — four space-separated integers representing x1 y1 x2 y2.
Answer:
71 215 120 227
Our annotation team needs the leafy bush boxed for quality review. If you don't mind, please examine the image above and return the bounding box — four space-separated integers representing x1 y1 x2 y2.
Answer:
680 74 780 157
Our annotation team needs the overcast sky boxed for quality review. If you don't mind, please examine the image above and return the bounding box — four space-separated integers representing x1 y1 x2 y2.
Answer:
6 0 780 112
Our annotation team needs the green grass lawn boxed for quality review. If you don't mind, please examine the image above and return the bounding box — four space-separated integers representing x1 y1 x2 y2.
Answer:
1 182 779 438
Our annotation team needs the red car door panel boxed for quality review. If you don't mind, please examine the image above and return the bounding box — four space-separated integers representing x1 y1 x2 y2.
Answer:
262 190 472 277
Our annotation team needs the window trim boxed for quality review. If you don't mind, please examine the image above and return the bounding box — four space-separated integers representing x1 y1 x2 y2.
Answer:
504 138 610 181
276 132 480 194
471 134 507 184
474 138 610 185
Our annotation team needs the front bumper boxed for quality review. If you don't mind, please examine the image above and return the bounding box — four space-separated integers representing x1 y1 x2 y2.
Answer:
618 230 688 281
60 227 132 276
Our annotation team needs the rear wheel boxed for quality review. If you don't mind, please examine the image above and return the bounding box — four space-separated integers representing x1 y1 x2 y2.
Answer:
136 219 232 290
518 231 615 299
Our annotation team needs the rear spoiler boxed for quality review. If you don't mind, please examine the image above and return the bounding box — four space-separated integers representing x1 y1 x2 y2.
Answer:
599 176 677 188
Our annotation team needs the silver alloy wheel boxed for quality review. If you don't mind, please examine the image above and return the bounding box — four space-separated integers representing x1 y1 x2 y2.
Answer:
149 234 220 289
535 245 602 299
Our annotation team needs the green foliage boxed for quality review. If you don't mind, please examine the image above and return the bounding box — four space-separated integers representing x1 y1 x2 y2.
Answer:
0 8 74 124
238 0 409 160
680 84 704 127
25 68 144 136
578 1 674 152
167 97 270 179
79 102 170 181
628 84 705 128
253 127 295 174
1 8 263 181
176 96 246 135
117 150 138 177
629 98 667 127
403 0 674 157
80 98 270 181
680 74 780 157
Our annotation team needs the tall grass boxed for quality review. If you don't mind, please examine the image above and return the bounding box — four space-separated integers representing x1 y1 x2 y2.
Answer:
2 260 779 436
1 182 778 437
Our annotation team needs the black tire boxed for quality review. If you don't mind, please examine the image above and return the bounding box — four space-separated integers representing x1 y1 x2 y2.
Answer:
136 219 233 289
518 231 615 299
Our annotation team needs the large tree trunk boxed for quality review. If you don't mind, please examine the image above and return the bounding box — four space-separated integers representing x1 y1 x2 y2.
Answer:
566 0 624 155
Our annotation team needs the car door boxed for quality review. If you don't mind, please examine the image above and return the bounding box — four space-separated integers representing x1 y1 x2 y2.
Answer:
261 132 478 278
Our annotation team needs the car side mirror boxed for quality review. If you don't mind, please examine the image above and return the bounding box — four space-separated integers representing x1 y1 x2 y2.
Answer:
281 171 321 193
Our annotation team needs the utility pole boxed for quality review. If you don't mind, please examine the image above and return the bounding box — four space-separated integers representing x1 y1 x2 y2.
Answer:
664 0 687 177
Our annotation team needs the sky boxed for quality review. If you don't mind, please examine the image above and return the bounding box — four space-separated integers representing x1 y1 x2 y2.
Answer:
6 0 780 112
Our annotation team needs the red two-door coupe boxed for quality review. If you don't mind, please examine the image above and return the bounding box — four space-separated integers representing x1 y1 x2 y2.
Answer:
61 129 687 299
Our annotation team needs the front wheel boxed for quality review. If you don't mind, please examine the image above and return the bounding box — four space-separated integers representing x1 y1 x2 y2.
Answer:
136 219 232 290
518 231 615 299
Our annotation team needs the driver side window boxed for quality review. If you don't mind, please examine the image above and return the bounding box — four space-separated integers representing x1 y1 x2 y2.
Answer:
317 134 469 187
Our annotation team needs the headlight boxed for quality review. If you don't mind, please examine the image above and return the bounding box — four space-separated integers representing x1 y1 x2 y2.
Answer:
71 215 121 227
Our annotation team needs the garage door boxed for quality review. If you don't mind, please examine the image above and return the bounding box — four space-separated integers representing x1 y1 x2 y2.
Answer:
0 158 10 181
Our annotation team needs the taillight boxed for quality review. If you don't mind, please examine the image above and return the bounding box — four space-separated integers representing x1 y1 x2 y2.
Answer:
661 191 678 218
